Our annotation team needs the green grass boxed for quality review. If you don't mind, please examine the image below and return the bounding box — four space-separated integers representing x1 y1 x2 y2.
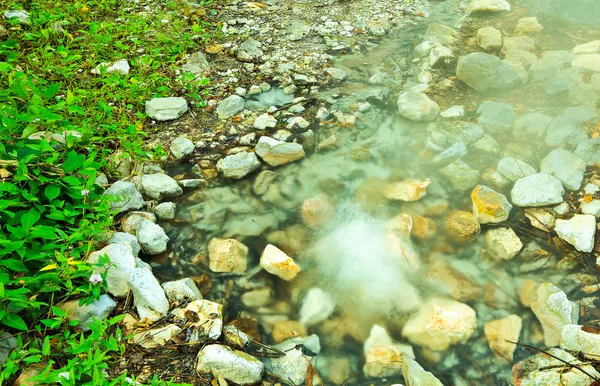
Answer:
0 0 219 384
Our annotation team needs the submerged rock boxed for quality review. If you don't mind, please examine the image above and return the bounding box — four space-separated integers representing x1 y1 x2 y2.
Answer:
383 179 431 201
363 344 415 378
299 288 335 327
476 27 502 51
477 101 515 132
217 95 245 119
301 194 334 229
444 211 481 243
484 315 522 362
439 160 480 191
512 112 553 139
515 17 543 34
467 0 511 15
471 185 512 223
531 283 579 346
456 52 522 92
170 136 195 159
397 91 440 121
554 214 596 252
217 152 261 179
511 173 564 207
401 298 477 352
561 324 600 357
260 244 301 281
197 344 264 385
545 115 587 147
512 348 599 386
145 97 188 121
255 136 305 166
402 356 444 386
484 227 523 260
497 157 536 182
540 148 586 190
208 238 248 273
571 54 600 72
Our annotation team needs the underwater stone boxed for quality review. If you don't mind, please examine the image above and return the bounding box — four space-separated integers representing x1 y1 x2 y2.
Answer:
141 173 183 200
471 185 512 224
511 173 564 207
397 91 440 121
531 283 579 346
554 214 596 252
540 148 586 190
260 244 301 281
255 136 305 166
456 52 521 92
208 238 248 273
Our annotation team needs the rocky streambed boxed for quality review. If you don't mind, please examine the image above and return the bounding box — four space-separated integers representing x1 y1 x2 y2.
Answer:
26 0 600 385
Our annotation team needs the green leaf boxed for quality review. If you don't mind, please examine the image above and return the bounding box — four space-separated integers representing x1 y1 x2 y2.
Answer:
0 283 4 298
61 151 85 173
52 306 66 318
44 83 60 100
66 89 74 105
44 185 61 201
2 313 28 330
42 336 50 356
11 73 29 99
0 259 27 272
21 209 41 231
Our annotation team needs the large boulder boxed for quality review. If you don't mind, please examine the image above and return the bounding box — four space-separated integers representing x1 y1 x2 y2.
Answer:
456 52 522 92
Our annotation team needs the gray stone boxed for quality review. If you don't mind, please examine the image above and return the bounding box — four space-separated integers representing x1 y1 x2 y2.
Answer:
103 181 144 214
502 36 536 54
429 44 454 67
121 211 156 234
515 17 543 34
326 67 347 81
414 41 435 57
427 121 485 149
432 142 467 166
545 67 582 95
561 324 600 357
170 136 195 159
583 200 600 216
179 179 203 188
162 278 202 301
540 148 586 190
511 173 565 207
423 24 458 46
466 0 511 14
531 283 579 346
473 134 501 153
0 332 16 366
237 38 263 62
88 244 137 297
542 50 577 64
181 51 210 77
477 101 515 132
456 53 522 92
261 335 320 386
154 202 176 220
504 49 538 69
197 345 264 385
129 267 169 321
217 152 261 179
573 40 600 55
513 113 553 139
476 27 502 51
253 113 277 130
145 97 188 121
440 160 480 191
575 137 600 164
136 219 169 254
497 157 536 181
528 57 563 83
397 92 440 121
255 136 305 166
59 294 117 331
141 173 183 200
3 10 29 24
571 54 600 72
568 83 600 105
108 232 140 256
555 215 596 252
217 95 245 119
545 115 587 147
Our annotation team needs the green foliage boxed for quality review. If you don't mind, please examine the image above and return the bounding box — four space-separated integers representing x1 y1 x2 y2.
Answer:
0 0 219 383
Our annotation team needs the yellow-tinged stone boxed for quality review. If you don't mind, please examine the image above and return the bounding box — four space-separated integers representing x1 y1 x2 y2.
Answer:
411 215 437 240
444 210 480 243
363 344 415 378
301 193 334 228
471 185 512 224
271 320 307 343
208 238 248 273
484 315 522 362
259 244 301 281
383 178 431 201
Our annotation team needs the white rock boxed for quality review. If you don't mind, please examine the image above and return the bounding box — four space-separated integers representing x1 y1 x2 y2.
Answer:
141 174 183 200
162 278 202 301
261 335 320 385
497 157 536 181
414 41 435 57
253 113 277 130
108 232 141 256
571 54 600 72
363 325 394 354
181 51 210 77
287 116 310 129
255 136 305 166
260 244 301 281
531 283 579 346
554 214 596 252
241 288 272 308
511 173 564 207
170 136 195 159
154 202 176 220
217 95 245 119
197 345 264 385
103 181 144 214
476 27 502 50
59 294 117 331
515 17 543 34
136 219 169 254
130 324 182 349
299 288 336 327
515 348 600 386
397 92 440 121
91 59 130 75
467 0 511 15
128 267 169 321
4 10 30 24
484 227 523 260
584 183 600 195
121 211 156 234
561 324 600 357
582 200 600 217
540 148 586 190
216 152 261 179
402 298 476 352
145 97 188 121
88 244 136 297
429 44 454 67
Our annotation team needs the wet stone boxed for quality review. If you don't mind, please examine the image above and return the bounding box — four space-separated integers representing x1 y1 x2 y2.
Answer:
363 344 415 378
515 17 543 34
261 335 320 386
216 152 261 179
255 136 305 166
528 56 564 82
473 134 501 154
272 320 307 344
554 214 596 252
484 227 523 260
511 173 564 207
217 95 245 119
439 160 480 191
426 121 484 148
136 220 169 254
402 356 444 386
260 244 301 281
477 101 515 132
573 40 600 55
444 210 481 243
513 348 600 386
170 136 195 159
540 148 586 190
545 67 583 95
423 23 458 46
575 137 600 164
299 288 335 327
531 283 579 346
484 315 522 362
397 91 440 121
497 157 536 182
504 49 538 69
208 238 248 273
502 36 536 54
471 185 512 223
154 202 176 220
457 52 522 92
571 54 600 72
561 324 600 357
141 173 183 200
476 27 502 51
546 115 587 147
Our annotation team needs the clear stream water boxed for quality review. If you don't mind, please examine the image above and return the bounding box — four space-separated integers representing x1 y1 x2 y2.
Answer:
155 0 600 384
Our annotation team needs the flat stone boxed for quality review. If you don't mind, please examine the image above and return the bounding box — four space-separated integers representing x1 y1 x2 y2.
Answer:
554 214 596 252
145 97 188 121
260 244 301 281
471 185 512 223
129 267 169 321
401 298 477 351
531 283 579 346
477 101 515 132
476 27 502 50
511 173 564 207
397 91 440 121
484 227 523 260
197 345 264 385
217 95 245 119
540 148 586 190
456 52 522 92
299 288 335 327
496 157 535 182
571 54 600 72
467 0 511 14
60 294 117 331
170 136 195 159
573 40 600 55
161 278 202 301
216 152 261 179
439 160 480 191
485 315 522 362
545 115 587 147
103 181 144 214
208 238 248 273
141 173 183 200
136 219 169 254
255 136 305 166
